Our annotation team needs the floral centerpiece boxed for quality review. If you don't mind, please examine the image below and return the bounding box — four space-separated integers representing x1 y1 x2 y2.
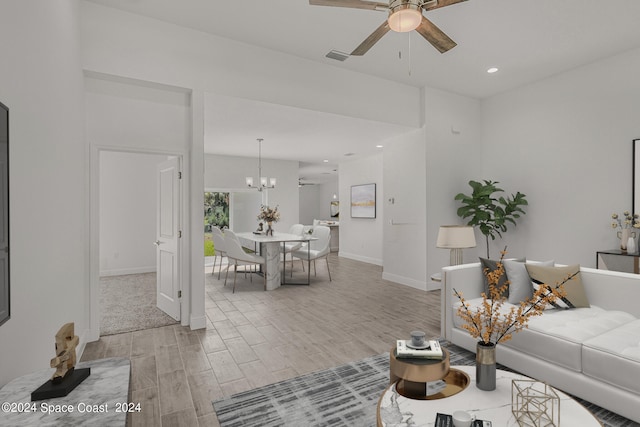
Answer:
453 249 572 390
611 211 640 251
257 205 280 236
258 205 280 223
611 211 640 229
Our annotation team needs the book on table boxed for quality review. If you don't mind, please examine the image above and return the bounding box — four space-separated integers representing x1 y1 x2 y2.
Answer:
396 339 443 359
435 413 492 427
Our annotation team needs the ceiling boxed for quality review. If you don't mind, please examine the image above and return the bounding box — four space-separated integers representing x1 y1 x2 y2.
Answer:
204 94 413 184
85 0 640 183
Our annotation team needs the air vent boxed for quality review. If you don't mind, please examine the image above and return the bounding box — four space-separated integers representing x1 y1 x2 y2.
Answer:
326 50 350 62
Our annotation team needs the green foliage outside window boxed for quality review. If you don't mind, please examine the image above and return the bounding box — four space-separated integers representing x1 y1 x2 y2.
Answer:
204 192 229 231
204 238 215 256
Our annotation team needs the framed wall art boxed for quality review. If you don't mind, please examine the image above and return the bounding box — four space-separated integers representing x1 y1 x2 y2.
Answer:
351 183 376 218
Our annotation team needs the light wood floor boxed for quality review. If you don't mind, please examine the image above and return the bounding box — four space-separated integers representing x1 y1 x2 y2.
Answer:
81 253 442 427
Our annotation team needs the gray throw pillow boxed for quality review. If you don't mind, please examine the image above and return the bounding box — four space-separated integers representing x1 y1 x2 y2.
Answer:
506 259 554 304
479 257 524 298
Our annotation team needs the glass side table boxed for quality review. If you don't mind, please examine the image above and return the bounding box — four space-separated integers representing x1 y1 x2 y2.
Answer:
596 249 640 274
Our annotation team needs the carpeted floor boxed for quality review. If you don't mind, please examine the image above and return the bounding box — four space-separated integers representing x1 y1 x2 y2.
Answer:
99 272 178 336
212 342 639 427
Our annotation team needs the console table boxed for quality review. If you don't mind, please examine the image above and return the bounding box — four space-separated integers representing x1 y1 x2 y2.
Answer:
596 249 640 274
0 357 130 426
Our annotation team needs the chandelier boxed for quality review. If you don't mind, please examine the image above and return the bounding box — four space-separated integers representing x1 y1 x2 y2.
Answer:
245 138 276 191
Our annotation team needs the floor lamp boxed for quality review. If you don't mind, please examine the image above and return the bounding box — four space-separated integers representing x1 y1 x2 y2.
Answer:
437 225 477 265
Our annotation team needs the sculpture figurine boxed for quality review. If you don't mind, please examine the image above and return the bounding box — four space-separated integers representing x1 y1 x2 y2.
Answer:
31 321 90 400
50 322 79 384
257 222 264 232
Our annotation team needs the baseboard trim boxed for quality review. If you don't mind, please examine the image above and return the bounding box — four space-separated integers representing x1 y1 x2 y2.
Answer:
382 272 427 291
99 266 156 277
77 328 92 361
338 252 383 266
189 314 206 330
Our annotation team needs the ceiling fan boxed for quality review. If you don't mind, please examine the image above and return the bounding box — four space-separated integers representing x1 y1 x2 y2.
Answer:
309 0 467 56
298 178 315 187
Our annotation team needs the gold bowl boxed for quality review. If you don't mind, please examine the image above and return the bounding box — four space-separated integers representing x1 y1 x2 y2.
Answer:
395 368 470 400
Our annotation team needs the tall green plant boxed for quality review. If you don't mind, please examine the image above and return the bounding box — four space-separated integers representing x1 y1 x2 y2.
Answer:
454 180 528 258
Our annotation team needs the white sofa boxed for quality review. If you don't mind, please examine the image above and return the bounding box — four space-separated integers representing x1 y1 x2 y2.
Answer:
441 262 640 423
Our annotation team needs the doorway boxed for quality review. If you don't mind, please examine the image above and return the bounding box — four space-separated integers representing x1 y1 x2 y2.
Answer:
90 149 185 339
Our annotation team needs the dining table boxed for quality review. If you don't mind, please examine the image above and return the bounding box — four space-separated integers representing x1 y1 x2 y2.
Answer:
235 231 317 290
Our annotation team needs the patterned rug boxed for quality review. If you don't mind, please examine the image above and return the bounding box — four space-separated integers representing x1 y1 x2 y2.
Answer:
212 342 639 427
100 273 178 336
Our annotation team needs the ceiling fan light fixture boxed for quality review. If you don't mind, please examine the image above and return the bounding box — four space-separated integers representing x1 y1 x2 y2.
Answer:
388 3 422 33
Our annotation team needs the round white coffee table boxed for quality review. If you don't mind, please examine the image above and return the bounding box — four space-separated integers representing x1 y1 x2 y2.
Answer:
377 366 602 426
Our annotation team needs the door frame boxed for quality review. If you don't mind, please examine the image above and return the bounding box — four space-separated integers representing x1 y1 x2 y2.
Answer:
88 144 189 341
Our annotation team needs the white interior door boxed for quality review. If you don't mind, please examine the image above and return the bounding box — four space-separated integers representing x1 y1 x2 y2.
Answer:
156 157 180 320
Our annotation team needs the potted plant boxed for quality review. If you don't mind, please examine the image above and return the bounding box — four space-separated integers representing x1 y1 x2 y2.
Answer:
455 180 528 258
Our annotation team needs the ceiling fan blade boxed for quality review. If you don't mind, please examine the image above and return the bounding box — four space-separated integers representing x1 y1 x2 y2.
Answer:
351 20 390 56
415 16 456 53
423 0 468 12
309 0 388 11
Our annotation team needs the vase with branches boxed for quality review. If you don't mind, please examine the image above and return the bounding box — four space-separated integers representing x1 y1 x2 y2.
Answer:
454 250 571 347
453 248 571 390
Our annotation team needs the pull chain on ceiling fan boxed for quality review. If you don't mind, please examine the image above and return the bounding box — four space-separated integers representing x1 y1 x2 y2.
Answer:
309 0 468 56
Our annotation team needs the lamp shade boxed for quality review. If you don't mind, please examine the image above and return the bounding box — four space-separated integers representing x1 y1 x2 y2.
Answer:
436 225 476 249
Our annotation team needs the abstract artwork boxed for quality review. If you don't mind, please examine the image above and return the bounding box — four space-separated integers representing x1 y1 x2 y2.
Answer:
351 183 376 218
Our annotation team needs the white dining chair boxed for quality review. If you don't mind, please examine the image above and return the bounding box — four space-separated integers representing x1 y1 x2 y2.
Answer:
291 225 332 281
210 227 227 279
224 230 267 293
280 223 304 273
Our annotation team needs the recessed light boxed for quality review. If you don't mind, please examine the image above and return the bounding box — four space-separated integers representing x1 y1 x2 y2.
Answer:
323 159 329 163
376 145 384 148
487 67 499 74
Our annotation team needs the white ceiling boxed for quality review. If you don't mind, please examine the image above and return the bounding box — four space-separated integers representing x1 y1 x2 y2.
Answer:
85 0 640 182
204 94 413 184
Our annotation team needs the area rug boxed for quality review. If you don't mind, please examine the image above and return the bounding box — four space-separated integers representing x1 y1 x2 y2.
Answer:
212 342 638 427
100 273 178 336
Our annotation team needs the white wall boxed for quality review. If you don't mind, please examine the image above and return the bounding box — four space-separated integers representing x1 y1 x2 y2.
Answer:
0 0 86 386
424 87 483 277
339 154 384 265
204 154 300 233
318 180 340 220
323 88 481 280
85 75 190 152
382 129 428 289
231 192 263 234
481 47 640 266
100 152 168 276
80 2 421 129
299 180 339 225
299 185 321 225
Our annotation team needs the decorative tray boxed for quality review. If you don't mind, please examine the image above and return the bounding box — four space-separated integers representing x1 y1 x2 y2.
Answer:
395 368 470 400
